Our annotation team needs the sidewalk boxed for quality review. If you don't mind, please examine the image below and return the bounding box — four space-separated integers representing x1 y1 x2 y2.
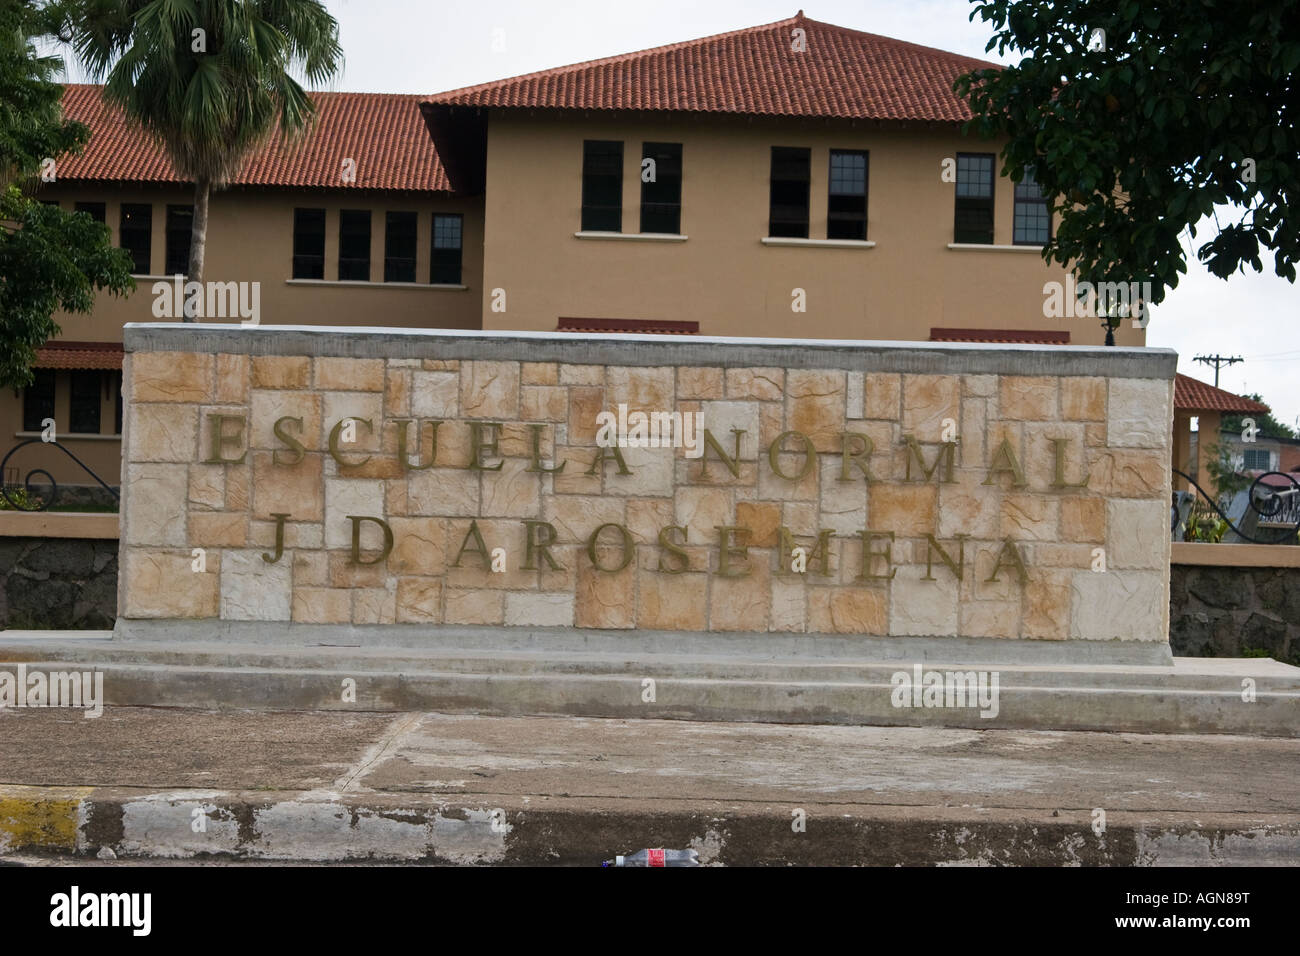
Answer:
2 706 1297 865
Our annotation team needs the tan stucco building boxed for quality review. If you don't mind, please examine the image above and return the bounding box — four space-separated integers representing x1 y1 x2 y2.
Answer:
10 12 1147 493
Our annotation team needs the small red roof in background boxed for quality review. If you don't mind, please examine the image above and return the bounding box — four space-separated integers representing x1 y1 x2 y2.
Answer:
423 12 997 123
34 341 123 371
1174 374 1269 414
558 318 699 335
56 86 451 193
929 328 1071 344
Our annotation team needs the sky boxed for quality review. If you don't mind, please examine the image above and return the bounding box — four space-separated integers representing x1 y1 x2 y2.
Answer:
56 0 1300 429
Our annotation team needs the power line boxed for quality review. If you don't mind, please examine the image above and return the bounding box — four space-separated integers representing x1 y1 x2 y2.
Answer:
1193 354 1243 387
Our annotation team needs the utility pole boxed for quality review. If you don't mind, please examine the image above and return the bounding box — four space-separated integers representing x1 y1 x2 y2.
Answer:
1193 354 1243 387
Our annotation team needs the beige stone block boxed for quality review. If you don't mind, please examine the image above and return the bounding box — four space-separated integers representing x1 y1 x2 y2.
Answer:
1070 570 1166 640
220 549 291 620
1108 378 1171 448
567 387 605 445
889 566 958 636
250 355 309 390
699 401 760 460
188 464 225 511
846 372 864 419
215 353 249 404
1060 496 1105 544
709 556 770 631
396 578 442 623
1001 494 1058 541
970 541 1022 601
605 442 675 497
122 548 219 618
757 444 819 501
1023 423 1088 490
520 386 568 422
411 371 459 418
292 587 351 624
959 398 987 469
327 550 387 588
819 457 867 535
130 403 198 462
132 351 213 402
575 561 636 629
678 367 724 400
482 458 542 518
1086 449 1167 498
248 520 321 551
863 374 901 420
560 364 604 386
552 447 603 494
758 402 784 449
1085 423 1107 447
545 495 625 544
323 478 386 549
388 517 447 575
937 484 1000 539
769 578 807 632
252 451 324 522
461 360 520 419
786 369 847 450
521 362 558 386
1061 376 1106 421
504 591 574 627
421 359 459 371
124 463 188 546
384 368 411 417
1029 543 1096 569
867 484 936 538
405 468 479 516
444 587 504 625
638 571 707 629
225 464 250 511
314 357 383 391
250 390 321 452
322 392 384 457
293 551 327 587
1000 376 1057 421
626 498 675 544
725 367 783 401
736 501 782 548
901 374 961 441
675 486 732 533
353 587 397 625
962 375 996 398
607 366 674 413
1107 499 1168 569
809 588 887 634
781 501 819 537
1021 570 1071 639
190 512 248 548
959 600 1019 639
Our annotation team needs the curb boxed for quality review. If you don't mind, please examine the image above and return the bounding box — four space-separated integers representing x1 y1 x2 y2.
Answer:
3 786 1299 865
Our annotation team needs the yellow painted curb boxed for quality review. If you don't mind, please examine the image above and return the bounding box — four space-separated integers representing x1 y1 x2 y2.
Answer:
0 786 93 852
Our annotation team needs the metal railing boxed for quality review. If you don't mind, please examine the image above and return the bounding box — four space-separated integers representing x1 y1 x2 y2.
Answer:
0 438 120 511
1172 468 1300 544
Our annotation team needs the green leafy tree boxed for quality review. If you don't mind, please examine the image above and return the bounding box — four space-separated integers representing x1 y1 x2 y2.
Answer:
52 0 343 316
956 0 1300 311
0 0 133 389
1221 395 1297 440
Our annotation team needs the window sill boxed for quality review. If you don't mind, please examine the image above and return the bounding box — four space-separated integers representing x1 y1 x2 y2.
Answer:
946 243 1046 253
284 279 468 290
16 432 121 442
573 231 688 242
761 237 876 249
131 274 182 281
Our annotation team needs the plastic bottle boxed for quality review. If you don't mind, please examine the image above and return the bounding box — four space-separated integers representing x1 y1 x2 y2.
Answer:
603 848 700 867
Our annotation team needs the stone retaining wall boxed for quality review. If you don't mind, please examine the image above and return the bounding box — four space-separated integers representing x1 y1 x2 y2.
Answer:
0 536 117 629
1170 564 1300 666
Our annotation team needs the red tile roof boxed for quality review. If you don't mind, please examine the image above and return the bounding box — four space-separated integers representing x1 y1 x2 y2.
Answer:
56 85 451 193
422 12 997 122
930 328 1071 344
1175 374 1270 414
34 341 123 370
558 317 699 334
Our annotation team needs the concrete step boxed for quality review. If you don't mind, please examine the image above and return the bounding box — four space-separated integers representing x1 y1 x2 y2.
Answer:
1 631 1297 736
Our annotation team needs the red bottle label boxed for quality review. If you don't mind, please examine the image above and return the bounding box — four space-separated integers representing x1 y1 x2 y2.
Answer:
648 848 666 867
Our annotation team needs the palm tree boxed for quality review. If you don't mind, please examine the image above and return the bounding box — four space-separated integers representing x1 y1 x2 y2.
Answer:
54 0 342 319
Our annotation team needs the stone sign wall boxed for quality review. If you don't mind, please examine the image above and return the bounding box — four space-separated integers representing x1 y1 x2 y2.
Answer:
117 326 1175 644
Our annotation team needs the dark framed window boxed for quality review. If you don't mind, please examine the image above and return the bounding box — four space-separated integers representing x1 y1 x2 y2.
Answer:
431 213 463 285
769 147 811 238
1013 166 1051 245
827 150 868 240
292 208 325 279
113 371 123 435
640 142 682 234
69 370 101 435
1243 449 1270 471
338 209 371 281
74 201 106 223
954 152 995 244
165 204 193 275
119 203 152 274
22 370 55 433
384 211 418 282
581 140 623 232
